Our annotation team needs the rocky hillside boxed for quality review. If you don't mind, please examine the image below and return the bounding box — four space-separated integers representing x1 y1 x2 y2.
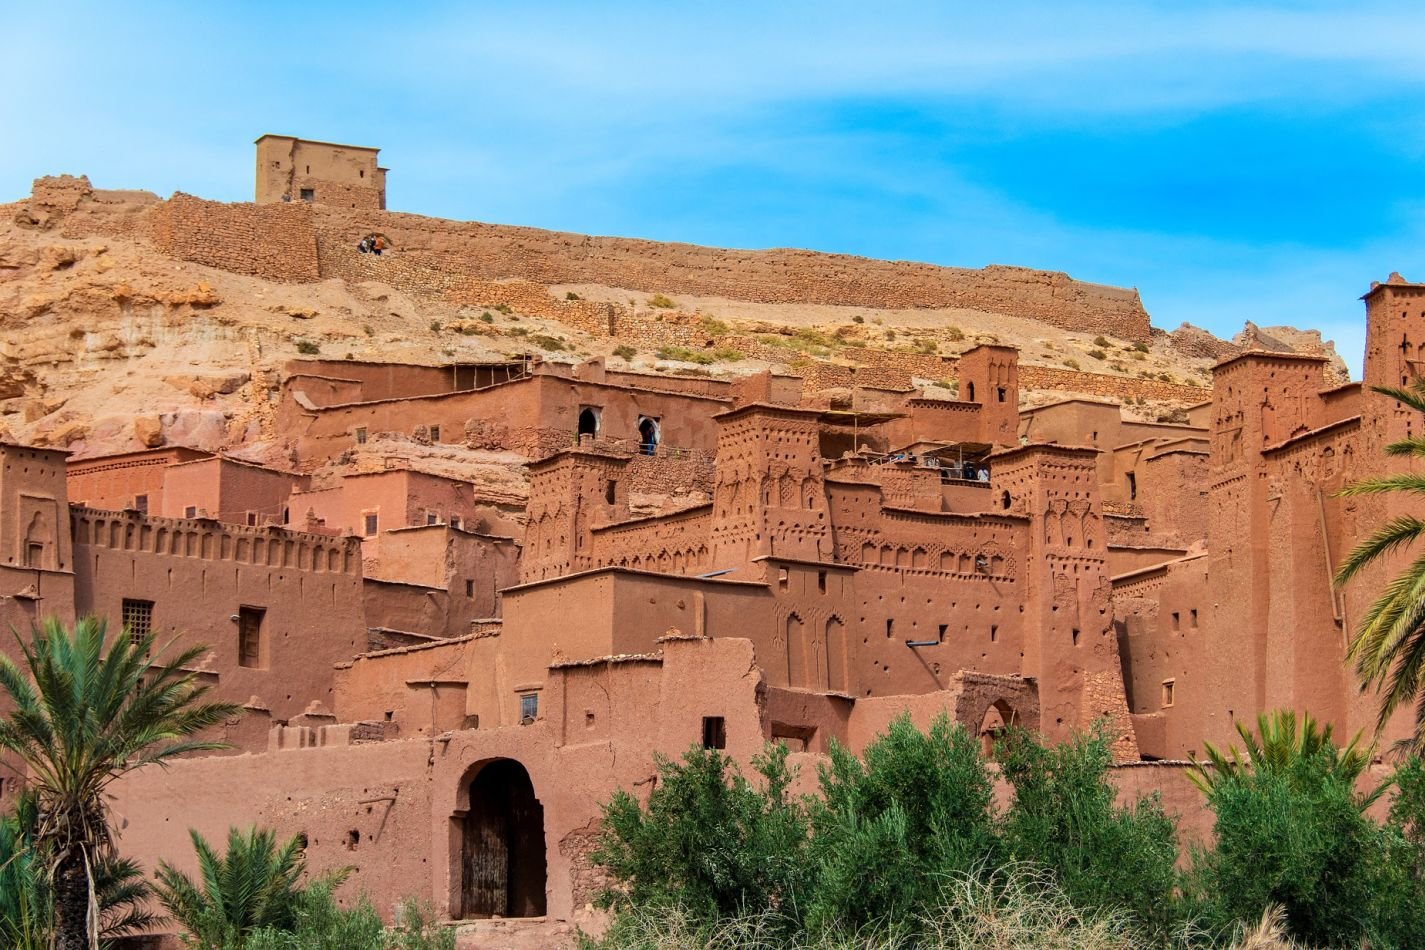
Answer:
0 176 1347 462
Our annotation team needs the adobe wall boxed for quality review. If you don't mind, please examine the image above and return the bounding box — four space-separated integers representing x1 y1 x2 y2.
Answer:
159 458 303 525
70 507 364 720
65 447 210 512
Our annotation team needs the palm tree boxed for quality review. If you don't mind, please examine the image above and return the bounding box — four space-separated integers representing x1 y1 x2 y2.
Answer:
154 826 347 946
1336 379 1425 751
0 615 239 950
0 790 162 949
1189 709 1384 809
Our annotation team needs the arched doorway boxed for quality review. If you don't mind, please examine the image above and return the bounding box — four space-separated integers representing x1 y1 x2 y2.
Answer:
460 759 547 918
637 416 660 456
979 701 1018 759
577 407 600 441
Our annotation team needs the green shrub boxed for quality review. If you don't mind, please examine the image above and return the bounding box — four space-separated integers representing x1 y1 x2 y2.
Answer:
884 329 897 341
1087 350 1106 361
946 326 965 342
807 714 996 932
612 344 637 360
530 334 566 351
1130 351 1147 361
655 345 715 365
913 339 939 355
711 347 744 362
1062 358 1080 370
593 745 809 933
565 291 582 301
1131 341 1149 353
648 294 677 309
699 316 730 336
295 340 319 355
998 727 1179 940
493 303 513 315
851 315 865 324
244 885 455 950
362 324 374 337
479 312 494 323
1094 335 1110 348
429 320 442 333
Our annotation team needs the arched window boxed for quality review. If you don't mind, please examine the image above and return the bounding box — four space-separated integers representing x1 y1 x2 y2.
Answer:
577 407 600 440
966 381 977 402
637 417 660 456
1001 490 1011 510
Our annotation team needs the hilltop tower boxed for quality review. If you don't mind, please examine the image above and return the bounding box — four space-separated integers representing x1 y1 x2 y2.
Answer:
254 135 387 209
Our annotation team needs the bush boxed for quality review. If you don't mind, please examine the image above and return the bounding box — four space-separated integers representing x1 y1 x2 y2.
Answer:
1094 336 1110 348
244 885 455 950
593 745 809 933
997 727 1179 940
565 291 582 301
851 315 864 324
648 294 677 309
479 311 494 323
295 340 319 355
807 714 996 932
1131 341 1149 353
1130 351 1147 361
699 316 730 337
711 347 744 362
429 320 442 333
493 303 513 315
946 326 965 342
362 324 374 337
612 344 637 360
655 345 715 365
530 334 566 351
1087 350 1107 361
1062 358 1080 371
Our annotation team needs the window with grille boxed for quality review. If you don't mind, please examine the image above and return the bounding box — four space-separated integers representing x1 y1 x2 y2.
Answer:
122 599 154 646
355 427 367 445
184 506 197 519
238 606 265 669
429 425 441 442
246 512 259 526
426 511 438 526
134 494 148 515
519 693 538 723
363 512 378 537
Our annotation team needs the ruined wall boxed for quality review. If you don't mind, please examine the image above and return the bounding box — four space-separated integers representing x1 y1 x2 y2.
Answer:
142 193 319 281
309 209 1152 339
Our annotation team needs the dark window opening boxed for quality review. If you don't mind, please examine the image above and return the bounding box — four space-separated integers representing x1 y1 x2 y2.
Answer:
577 407 600 440
1171 612 1180 631
427 511 439 526
1190 609 1199 628
355 427 367 445
465 579 475 598
519 693 538 723
1001 490 1011 510
184 506 197 519
122 598 154 646
24 542 43 568
996 386 1006 402
886 618 895 639
605 480 617 505
990 624 998 642
966 382 976 402
238 606 265 669
246 512 259 527
817 570 827 593
637 416 660 456
299 188 314 202
1162 680 1175 708
702 716 727 750
429 425 441 442
134 494 149 515
1126 472 1137 500
363 513 378 537
938 623 948 642
450 515 462 530
1071 628 1080 646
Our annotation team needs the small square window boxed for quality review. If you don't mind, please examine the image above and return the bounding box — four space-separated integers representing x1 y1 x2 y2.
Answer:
1190 609 1199 628
519 693 538 723
354 426 367 445
426 511 438 526
817 570 827 593
246 512 258 527
184 506 197 519
1171 612 1180 631
702 716 727 750
1161 679 1176 708
450 515 461 530
429 425 441 442
134 494 149 515
299 188 314 202
122 598 154 646
363 512 378 537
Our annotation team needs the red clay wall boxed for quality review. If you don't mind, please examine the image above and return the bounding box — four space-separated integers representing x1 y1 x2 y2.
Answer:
142 193 319 281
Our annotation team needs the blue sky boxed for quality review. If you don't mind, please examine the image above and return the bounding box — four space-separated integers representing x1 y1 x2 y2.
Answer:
6 2 1424 375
